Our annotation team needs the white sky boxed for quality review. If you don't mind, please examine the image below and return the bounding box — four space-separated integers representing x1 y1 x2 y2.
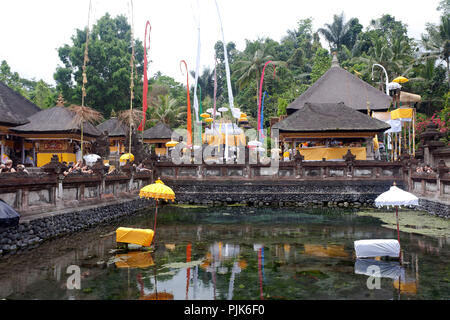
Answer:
0 0 442 86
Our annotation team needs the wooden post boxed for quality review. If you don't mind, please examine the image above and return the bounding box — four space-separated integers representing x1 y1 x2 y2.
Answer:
412 109 416 157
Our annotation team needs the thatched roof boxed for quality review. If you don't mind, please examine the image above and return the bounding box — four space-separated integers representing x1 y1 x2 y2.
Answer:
0 81 41 127
97 117 127 137
287 56 392 114
11 106 101 137
273 102 391 133
143 122 174 140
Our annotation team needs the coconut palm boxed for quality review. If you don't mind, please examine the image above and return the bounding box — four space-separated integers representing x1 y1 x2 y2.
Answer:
318 12 354 52
149 94 186 128
421 15 450 87
233 42 286 102
68 105 104 156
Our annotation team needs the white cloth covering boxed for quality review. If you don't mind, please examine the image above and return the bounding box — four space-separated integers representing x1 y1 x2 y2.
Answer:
354 239 400 258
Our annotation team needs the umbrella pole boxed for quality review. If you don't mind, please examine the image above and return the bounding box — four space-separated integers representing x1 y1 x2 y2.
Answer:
153 199 158 247
395 205 402 262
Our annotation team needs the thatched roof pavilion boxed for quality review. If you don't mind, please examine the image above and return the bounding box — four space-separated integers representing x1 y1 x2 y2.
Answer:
0 81 42 165
11 101 101 166
97 117 127 137
11 106 101 138
286 55 392 115
143 122 176 156
274 102 390 134
96 117 127 155
273 102 391 161
0 81 41 128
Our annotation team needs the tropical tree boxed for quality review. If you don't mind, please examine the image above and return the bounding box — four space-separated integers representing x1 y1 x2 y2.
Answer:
149 94 186 128
310 48 332 83
233 40 286 101
421 14 450 87
318 13 362 53
54 13 144 116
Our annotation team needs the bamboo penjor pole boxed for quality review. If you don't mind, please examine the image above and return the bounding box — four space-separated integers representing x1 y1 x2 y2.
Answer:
128 0 135 155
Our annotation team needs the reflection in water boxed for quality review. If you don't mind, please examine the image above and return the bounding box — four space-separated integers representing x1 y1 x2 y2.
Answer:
303 244 349 258
0 206 448 300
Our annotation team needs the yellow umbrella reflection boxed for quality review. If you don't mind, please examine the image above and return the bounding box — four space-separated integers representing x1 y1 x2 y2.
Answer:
393 279 417 295
303 244 349 258
136 268 174 300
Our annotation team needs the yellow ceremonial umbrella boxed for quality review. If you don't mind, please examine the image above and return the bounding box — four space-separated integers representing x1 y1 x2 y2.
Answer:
200 113 210 119
139 179 175 244
120 153 134 165
165 140 179 147
205 117 214 123
393 76 409 84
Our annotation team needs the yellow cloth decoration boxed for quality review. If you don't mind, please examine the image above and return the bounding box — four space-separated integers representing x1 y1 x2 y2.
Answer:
391 108 413 120
116 227 154 247
298 147 366 161
373 135 379 151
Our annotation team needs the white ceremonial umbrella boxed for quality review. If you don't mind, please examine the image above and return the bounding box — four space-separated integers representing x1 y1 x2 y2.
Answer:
387 82 402 91
218 107 229 113
374 183 419 259
248 140 262 147
83 154 101 166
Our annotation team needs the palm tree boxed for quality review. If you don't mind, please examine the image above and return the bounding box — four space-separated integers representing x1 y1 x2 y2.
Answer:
421 15 450 87
318 12 353 52
149 94 186 128
233 42 286 102
68 105 104 156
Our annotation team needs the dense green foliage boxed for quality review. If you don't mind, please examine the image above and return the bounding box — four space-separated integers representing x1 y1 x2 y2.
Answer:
1 6 448 137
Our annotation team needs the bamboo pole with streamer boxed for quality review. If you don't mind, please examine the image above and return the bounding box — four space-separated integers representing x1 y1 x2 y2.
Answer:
128 0 135 155
80 0 92 158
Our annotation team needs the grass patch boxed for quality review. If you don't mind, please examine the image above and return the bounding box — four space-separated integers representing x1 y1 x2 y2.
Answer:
356 209 450 238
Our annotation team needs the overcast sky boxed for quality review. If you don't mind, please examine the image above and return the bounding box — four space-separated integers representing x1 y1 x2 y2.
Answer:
0 0 443 86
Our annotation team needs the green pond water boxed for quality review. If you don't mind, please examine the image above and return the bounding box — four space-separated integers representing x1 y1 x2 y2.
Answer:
0 206 449 300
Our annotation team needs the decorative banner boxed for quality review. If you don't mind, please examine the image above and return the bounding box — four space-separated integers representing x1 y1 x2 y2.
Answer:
193 24 201 122
258 61 276 138
180 60 192 146
138 21 151 132
213 54 218 128
260 91 267 138
214 0 234 110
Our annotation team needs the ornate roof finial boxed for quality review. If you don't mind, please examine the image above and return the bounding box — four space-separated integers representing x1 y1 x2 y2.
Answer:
56 93 66 107
331 52 339 67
